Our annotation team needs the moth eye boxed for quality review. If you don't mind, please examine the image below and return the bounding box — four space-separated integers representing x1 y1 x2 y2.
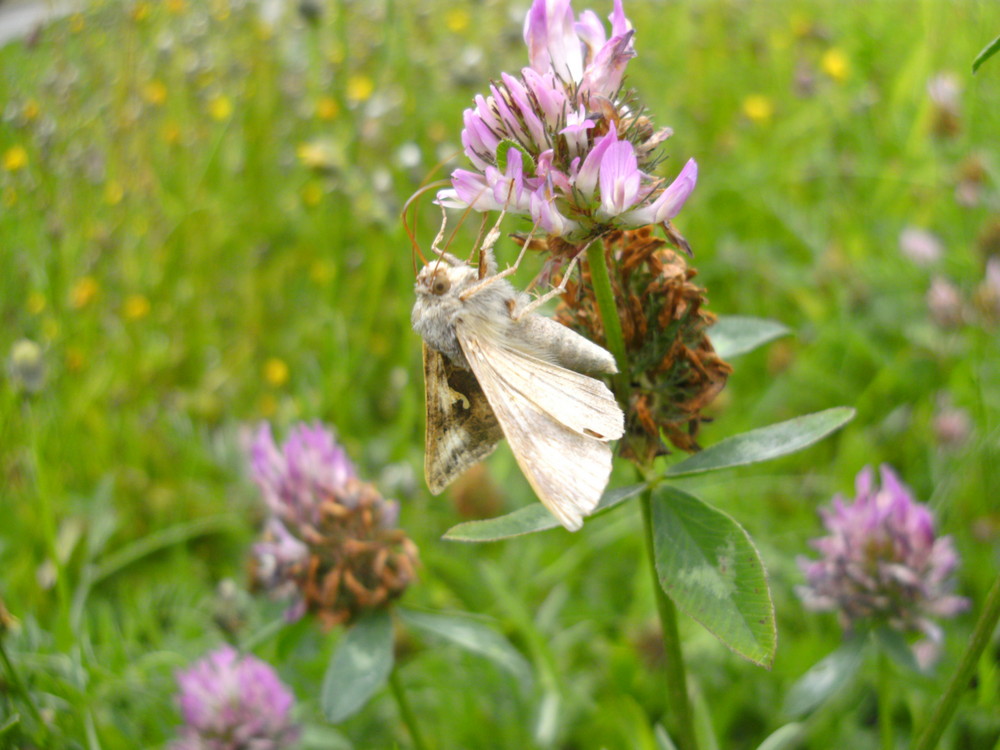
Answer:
431 277 451 295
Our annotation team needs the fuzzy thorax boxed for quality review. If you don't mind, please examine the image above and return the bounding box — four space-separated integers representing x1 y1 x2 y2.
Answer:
412 254 617 375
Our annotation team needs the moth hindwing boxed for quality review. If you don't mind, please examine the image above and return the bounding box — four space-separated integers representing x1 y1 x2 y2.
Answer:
422 342 503 494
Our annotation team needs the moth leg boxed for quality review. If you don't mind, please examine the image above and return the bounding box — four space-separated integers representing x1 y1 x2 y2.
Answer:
511 243 589 320
460 215 542 301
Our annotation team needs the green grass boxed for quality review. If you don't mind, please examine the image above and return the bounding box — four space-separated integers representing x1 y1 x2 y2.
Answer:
1 0 999 748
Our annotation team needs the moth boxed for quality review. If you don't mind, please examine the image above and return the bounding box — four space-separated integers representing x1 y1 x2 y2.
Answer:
411 211 625 531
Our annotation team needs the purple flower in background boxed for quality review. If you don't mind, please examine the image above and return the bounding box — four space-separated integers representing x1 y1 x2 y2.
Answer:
171 646 299 750
899 226 942 266
248 422 418 628
250 422 356 527
797 465 968 653
976 256 1000 321
437 0 697 242
927 276 964 328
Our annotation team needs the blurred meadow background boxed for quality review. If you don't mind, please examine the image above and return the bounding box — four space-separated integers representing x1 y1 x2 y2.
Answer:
1 0 999 747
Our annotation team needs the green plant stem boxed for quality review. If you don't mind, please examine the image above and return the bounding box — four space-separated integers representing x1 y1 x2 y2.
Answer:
0 639 44 728
27 403 72 648
584 240 629 394
640 492 700 750
914 574 1000 750
877 649 894 750
389 667 429 750
586 235 698 750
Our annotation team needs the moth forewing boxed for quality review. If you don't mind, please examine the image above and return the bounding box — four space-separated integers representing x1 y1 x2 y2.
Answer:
456 325 623 531
422 343 503 494
458 328 623 440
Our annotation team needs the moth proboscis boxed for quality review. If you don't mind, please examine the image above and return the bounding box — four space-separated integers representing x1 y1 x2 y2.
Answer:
411 207 625 531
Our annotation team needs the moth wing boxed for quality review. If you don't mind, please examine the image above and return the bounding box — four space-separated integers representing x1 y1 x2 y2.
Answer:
456 325 622 531
422 343 503 494
463 321 624 441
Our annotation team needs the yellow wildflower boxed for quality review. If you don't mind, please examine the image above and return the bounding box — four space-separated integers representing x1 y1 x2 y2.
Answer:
821 48 849 82
264 358 289 387
316 96 339 120
257 393 278 417
255 21 274 41
208 95 232 121
123 294 151 320
70 277 99 309
3 146 28 172
42 317 59 341
296 140 339 170
346 75 374 103
163 122 181 145
143 80 168 106
327 45 345 65
22 100 39 121
166 0 187 13
27 292 46 315
742 95 774 124
790 12 812 38
65 347 85 373
309 259 334 285
301 181 324 207
104 181 124 206
445 8 470 32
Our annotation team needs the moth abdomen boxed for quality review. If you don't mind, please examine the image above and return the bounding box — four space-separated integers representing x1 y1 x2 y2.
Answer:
512 314 618 375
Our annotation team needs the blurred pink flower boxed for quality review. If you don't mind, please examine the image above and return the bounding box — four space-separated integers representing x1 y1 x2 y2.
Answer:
172 646 299 750
927 276 963 327
797 465 968 649
899 226 942 266
933 396 972 449
247 422 416 627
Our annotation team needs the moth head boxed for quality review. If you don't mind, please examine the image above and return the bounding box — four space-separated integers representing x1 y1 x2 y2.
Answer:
415 254 473 298
421 267 452 296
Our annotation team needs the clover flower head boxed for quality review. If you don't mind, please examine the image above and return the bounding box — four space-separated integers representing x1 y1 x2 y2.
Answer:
797 465 968 646
171 646 299 750
249 422 418 627
437 0 696 242
554 227 730 459
250 422 356 526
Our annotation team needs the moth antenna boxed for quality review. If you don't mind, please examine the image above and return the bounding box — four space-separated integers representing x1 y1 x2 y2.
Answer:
402 180 450 273
430 203 450 258
442 200 479 258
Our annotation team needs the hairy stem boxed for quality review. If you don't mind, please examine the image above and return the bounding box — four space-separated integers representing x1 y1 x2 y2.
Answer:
389 667 429 750
914 575 1000 750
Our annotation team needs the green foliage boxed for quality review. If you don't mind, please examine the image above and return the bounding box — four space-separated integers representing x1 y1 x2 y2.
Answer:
398 608 533 688
322 611 394 723
650 487 776 667
709 316 791 359
973 33 1000 72
1 0 998 748
665 408 856 478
